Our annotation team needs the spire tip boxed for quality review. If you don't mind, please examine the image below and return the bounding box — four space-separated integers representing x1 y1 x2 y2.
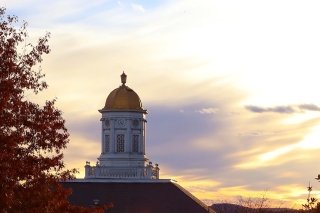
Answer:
121 71 127 85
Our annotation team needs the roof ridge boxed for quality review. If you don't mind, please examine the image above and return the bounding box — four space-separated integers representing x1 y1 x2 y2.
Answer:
172 182 216 213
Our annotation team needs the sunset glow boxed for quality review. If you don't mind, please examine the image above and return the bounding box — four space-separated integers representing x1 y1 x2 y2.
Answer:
3 0 320 208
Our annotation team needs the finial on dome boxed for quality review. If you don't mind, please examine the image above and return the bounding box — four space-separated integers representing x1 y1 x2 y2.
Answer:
121 72 127 85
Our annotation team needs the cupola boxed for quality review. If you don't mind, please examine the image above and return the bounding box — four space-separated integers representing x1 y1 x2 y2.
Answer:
102 72 146 113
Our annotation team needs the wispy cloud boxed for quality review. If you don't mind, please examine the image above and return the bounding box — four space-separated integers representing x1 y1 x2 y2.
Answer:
245 105 295 114
196 107 219 114
245 104 320 114
298 104 320 112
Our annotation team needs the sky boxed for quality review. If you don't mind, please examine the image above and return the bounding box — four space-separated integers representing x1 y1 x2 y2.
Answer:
2 0 320 208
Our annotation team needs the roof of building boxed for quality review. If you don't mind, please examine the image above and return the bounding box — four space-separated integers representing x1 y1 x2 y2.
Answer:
101 72 146 113
62 180 215 213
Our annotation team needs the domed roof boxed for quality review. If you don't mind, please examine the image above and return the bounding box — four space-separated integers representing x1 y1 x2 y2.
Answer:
101 72 146 113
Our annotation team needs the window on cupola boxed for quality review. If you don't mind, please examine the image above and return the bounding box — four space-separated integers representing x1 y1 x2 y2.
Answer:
116 134 125 152
132 135 139 152
105 135 110 152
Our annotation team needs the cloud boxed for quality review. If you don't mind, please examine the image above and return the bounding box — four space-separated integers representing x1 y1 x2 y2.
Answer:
66 115 100 142
234 116 320 170
245 105 295 114
9 0 320 206
60 86 320 206
245 104 320 114
298 104 320 112
196 107 219 114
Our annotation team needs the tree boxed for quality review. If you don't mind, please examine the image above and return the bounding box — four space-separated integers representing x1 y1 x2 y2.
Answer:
301 182 320 213
0 7 109 212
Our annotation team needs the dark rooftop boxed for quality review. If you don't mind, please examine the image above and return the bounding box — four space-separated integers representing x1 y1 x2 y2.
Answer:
62 180 215 213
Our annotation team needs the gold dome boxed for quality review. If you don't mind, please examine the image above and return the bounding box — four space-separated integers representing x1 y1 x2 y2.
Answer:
101 73 146 112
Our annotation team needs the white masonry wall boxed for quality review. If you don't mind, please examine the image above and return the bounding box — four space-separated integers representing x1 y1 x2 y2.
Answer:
98 111 148 168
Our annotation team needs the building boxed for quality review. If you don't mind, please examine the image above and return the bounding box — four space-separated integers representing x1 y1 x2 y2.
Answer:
63 73 215 213
84 72 159 180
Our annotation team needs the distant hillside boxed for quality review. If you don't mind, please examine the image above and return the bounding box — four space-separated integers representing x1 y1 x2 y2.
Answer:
210 203 300 213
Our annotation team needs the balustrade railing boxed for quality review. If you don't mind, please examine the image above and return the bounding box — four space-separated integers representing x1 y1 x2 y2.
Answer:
85 164 159 179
